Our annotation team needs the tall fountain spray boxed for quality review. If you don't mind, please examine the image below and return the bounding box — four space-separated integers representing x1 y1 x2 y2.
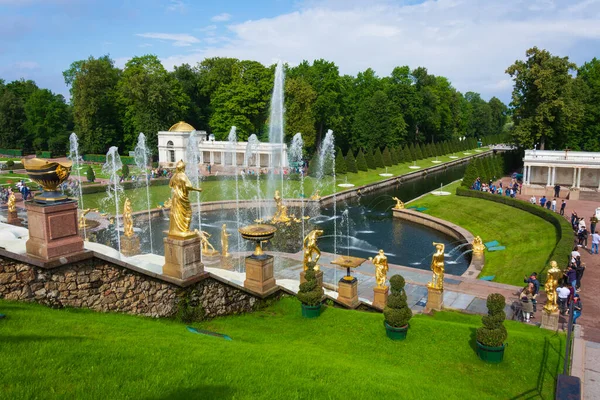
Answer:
102 147 123 253
289 133 305 239
134 132 154 254
226 126 242 269
185 130 203 252
245 134 262 221
268 61 285 200
68 133 86 238
318 130 337 281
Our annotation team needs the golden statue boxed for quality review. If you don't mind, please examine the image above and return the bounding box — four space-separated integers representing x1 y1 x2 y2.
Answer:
392 197 404 210
369 249 389 288
310 190 321 200
7 192 16 212
303 229 323 271
272 190 292 223
427 242 445 290
78 208 99 229
123 198 134 238
543 261 562 313
158 197 172 209
472 236 485 254
221 224 231 258
168 160 202 239
199 230 217 254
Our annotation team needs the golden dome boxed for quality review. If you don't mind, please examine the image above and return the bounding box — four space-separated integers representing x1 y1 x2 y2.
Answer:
168 121 195 132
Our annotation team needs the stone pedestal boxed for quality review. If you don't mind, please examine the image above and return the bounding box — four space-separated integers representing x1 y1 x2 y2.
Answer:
25 200 84 261
7 210 22 227
426 287 444 312
372 286 389 310
163 235 204 280
541 310 560 331
202 249 221 263
221 254 233 270
300 270 323 288
121 234 141 257
338 278 359 308
244 255 276 295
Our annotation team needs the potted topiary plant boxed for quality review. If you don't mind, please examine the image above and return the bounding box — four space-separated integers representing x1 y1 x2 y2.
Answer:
476 293 507 363
297 262 323 318
383 274 412 340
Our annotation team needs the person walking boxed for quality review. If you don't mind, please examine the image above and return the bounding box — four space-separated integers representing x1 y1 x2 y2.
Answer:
591 214 598 235
560 200 566 216
524 272 540 314
540 196 547 208
546 200 552 210
592 231 600 254
557 283 571 315
551 198 557 212
576 262 585 291
520 285 535 322
530 195 536 204
565 265 578 291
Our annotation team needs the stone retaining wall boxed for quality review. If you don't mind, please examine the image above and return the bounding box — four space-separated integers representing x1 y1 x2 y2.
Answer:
0 254 270 319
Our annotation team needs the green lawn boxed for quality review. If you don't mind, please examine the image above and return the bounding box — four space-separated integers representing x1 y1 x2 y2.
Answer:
413 182 557 286
0 297 563 399
0 173 33 188
70 164 147 180
81 148 488 212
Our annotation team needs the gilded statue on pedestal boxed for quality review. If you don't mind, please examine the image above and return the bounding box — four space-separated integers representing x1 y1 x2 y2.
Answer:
310 190 321 200
199 230 217 254
543 261 562 313
392 197 404 210
303 229 323 271
427 242 445 290
123 198 134 238
168 160 202 239
78 208 99 229
221 223 231 258
272 190 291 223
369 249 389 288
7 192 16 212
472 236 485 254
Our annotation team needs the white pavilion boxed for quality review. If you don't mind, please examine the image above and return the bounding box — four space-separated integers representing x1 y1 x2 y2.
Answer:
157 121 288 169
522 149 600 200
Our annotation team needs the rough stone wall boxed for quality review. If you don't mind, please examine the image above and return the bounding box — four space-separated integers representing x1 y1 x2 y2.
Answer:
0 255 259 319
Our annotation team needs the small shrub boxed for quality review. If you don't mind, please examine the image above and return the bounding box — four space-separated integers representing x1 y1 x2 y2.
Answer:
175 289 205 323
476 293 507 347
121 164 130 178
374 148 385 168
383 274 413 328
345 149 358 173
335 146 347 174
6 160 14 168
297 262 323 306
356 149 368 172
86 165 96 183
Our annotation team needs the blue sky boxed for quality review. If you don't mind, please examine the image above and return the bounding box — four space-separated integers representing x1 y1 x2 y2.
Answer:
1 0 599 103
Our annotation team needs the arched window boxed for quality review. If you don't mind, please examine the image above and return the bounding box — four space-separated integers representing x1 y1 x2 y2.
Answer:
167 141 175 163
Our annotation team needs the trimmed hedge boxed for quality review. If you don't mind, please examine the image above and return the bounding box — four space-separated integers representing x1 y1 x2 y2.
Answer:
0 149 23 156
83 154 136 165
36 151 52 158
456 187 574 274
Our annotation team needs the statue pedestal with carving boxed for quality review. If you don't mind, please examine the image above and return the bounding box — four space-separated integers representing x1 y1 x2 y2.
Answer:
372 286 389 310
121 235 141 257
338 278 359 308
426 287 444 312
300 270 323 288
541 310 560 331
25 200 84 261
163 235 204 280
7 210 22 227
244 255 276 295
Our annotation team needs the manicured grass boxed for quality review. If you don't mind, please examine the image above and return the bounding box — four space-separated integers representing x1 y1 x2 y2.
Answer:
70 164 147 180
0 297 562 399
413 182 557 286
0 173 32 188
81 148 487 211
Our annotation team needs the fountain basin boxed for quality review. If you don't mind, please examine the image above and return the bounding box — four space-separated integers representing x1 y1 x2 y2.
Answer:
379 173 393 177
408 166 421 169
338 183 355 188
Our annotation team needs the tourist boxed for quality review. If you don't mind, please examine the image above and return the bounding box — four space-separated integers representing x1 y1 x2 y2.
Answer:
591 214 598 235
545 200 551 210
520 285 535 322
523 272 540 313
578 227 588 248
579 217 587 231
557 283 571 315
572 246 581 260
551 198 557 212
529 195 537 204
571 211 579 230
592 231 600 254
497 186 503 195
576 262 585 291
565 265 577 291
554 184 561 198
560 200 567 216
572 295 582 324
540 196 547 208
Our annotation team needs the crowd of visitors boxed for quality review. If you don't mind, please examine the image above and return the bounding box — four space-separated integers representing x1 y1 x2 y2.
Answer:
469 176 521 197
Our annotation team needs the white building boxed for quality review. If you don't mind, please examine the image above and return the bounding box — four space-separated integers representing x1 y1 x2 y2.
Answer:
522 149 600 200
158 121 288 169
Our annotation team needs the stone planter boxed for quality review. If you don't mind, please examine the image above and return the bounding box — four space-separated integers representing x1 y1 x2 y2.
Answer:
476 341 506 363
301 304 321 318
384 321 409 341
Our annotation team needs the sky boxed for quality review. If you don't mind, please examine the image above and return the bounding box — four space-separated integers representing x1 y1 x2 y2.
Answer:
1 0 599 103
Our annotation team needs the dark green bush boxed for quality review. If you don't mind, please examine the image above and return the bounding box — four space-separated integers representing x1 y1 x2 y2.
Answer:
335 146 347 174
374 148 385 168
121 164 130 178
356 149 368 172
297 262 323 306
382 147 393 167
345 149 358 173
383 274 412 328
86 166 96 183
175 289 205 323
6 160 15 168
365 148 376 170
476 293 507 347
0 149 22 156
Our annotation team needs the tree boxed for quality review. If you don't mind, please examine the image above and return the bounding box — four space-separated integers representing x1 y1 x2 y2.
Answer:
577 58 600 151
395 146 405 164
352 90 404 149
382 147 393 167
506 47 580 149
403 145 413 163
390 146 398 165
374 148 385 168
415 143 424 160
335 146 347 174
121 163 130 178
24 89 70 154
356 149 368 171
285 77 317 150
86 165 96 182
0 79 39 151
365 148 376 169
462 160 479 188
345 149 358 173
172 63 205 130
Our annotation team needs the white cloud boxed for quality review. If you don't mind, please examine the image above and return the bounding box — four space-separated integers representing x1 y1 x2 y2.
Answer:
159 0 600 101
136 32 199 47
166 0 187 13
211 13 231 22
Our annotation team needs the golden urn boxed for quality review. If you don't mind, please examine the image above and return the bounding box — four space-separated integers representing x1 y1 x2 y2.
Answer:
238 224 277 258
22 158 73 203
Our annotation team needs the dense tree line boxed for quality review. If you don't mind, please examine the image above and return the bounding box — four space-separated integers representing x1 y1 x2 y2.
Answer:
1 55 510 156
461 150 523 188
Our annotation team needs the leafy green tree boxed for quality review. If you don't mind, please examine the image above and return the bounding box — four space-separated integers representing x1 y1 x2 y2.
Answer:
365 148 376 169
355 149 368 171
345 149 358 173
24 88 70 154
415 143 424 160
172 63 205 130
382 147 393 167
404 145 413 162
285 77 317 149
335 146 347 174
374 148 385 168
395 146 405 164
121 163 130 178
577 58 600 151
86 165 96 182
488 97 508 137
390 146 399 165
352 90 404 149
0 79 39 151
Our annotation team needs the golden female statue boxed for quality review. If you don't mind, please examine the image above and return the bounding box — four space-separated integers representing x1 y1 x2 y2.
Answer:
221 223 231 258
543 261 562 313
392 197 404 210
7 192 16 212
272 190 291 223
428 242 445 290
369 249 389 288
168 160 202 239
123 198 134 238
303 229 323 270
472 236 485 254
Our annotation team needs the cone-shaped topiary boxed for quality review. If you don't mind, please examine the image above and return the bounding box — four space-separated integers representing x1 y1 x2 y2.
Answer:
383 274 413 328
461 160 479 188
374 148 385 168
356 149 368 171
86 165 96 183
365 148 376 169
476 293 507 347
415 143 424 160
297 262 323 306
390 146 399 165
403 145 412 163
382 147 393 167
335 146 347 175
121 164 130 179
345 149 358 173
395 146 404 164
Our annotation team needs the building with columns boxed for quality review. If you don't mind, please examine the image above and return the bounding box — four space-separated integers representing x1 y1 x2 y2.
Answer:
522 149 600 200
157 121 288 170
